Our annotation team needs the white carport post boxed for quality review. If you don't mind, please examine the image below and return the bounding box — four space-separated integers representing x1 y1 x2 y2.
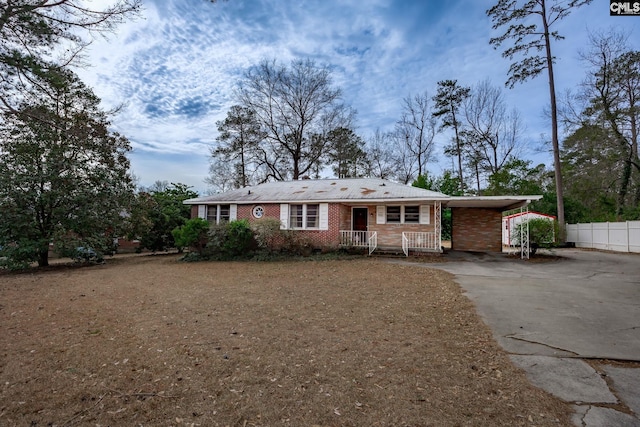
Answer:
520 206 530 259
435 201 442 252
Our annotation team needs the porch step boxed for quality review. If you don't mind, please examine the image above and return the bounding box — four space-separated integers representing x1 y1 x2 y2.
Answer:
369 248 406 258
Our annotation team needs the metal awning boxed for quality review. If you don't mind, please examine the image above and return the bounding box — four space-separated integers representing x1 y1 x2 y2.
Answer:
444 195 543 211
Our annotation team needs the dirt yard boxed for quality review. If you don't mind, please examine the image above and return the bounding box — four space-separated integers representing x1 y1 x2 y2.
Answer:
0 255 571 426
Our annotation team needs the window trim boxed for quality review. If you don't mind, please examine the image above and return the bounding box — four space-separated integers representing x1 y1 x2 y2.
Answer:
380 204 430 225
386 205 402 223
289 203 320 230
281 203 328 230
202 204 236 224
404 205 420 224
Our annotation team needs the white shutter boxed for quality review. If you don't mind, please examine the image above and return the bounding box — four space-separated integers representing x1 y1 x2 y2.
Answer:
376 206 386 224
319 203 329 230
280 204 289 229
419 205 430 224
197 205 206 219
229 204 237 221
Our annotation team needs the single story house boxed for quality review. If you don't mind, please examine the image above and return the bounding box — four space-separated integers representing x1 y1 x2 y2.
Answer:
184 178 541 255
502 211 556 246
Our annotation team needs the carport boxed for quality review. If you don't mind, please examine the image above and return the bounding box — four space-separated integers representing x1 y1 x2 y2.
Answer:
444 195 542 258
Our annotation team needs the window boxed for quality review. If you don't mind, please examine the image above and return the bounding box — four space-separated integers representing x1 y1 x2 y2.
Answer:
306 204 319 228
290 204 304 228
204 204 235 224
386 206 401 223
206 206 217 222
219 204 230 222
404 206 420 223
378 205 429 225
289 204 320 229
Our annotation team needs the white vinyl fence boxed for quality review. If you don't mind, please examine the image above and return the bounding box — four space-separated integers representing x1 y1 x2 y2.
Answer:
566 221 640 253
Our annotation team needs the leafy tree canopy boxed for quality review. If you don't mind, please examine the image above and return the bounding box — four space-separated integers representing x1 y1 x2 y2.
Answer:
0 67 134 268
0 0 141 114
138 182 198 252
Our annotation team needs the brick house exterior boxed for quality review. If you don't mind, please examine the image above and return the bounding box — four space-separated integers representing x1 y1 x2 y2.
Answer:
185 178 540 254
451 208 503 253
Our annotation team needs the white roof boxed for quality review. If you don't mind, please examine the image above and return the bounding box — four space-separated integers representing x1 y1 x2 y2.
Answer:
185 178 448 204
184 178 541 210
445 195 543 210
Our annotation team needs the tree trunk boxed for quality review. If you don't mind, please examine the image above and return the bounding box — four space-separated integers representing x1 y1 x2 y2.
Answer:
38 248 49 267
542 0 566 240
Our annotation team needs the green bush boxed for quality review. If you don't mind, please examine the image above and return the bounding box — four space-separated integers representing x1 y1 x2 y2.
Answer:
205 219 256 260
0 238 42 270
252 218 283 252
250 217 315 255
223 219 256 257
514 218 557 254
172 218 210 253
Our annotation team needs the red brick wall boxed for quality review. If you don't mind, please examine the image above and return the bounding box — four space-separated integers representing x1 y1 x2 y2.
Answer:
367 206 435 248
451 207 502 252
190 203 439 250
193 203 343 250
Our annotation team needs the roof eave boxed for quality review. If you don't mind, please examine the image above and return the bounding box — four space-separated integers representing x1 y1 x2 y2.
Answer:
184 197 451 205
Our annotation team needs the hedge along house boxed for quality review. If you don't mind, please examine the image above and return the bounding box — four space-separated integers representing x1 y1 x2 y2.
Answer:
184 178 541 256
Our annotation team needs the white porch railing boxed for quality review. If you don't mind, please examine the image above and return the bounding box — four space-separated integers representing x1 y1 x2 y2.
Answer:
339 230 378 254
402 232 439 256
339 230 369 247
368 232 378 255
402 233 409 256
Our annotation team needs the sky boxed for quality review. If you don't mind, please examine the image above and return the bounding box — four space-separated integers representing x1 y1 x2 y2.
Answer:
75 0 640 195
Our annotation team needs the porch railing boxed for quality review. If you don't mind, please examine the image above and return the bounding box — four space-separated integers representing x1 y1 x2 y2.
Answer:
368 232 378 255
402 232 438 256
402 233 409 256
339 230 378 254
339 230 369 247
341 230 438 256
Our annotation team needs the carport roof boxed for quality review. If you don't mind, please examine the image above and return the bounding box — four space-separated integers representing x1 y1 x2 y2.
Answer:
185 178 541 210
444 195 543 211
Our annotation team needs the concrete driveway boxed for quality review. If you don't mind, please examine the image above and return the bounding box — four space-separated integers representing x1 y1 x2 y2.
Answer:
422 249 640 426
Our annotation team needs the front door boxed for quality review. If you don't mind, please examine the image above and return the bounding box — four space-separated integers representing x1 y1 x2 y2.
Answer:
352 207 368 231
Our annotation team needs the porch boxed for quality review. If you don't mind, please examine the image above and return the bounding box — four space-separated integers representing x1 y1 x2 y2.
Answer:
339 230 441 256
338 201 442 256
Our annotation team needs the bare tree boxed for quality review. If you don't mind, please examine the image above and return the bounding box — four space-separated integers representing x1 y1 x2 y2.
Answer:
205 155 238 194
487 0 594 237
389 129 418 184
395 91 438 177
237 59 348 180
365 128 395 180
463 79 524 176
578 30 640 215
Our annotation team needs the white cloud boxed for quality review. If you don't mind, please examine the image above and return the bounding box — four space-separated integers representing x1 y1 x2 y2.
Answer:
73 0 639 192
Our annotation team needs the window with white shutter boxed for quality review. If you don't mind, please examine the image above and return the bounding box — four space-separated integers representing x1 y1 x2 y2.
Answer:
419 205 430 224
280 204 289 229
376 206 386 224
319 203 329 230
281 203 327 230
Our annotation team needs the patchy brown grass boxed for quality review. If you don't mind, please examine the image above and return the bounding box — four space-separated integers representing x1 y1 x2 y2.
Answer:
0 256 571 426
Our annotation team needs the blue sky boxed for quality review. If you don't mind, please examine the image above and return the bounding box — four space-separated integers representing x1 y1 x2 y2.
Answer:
76 0 639 194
